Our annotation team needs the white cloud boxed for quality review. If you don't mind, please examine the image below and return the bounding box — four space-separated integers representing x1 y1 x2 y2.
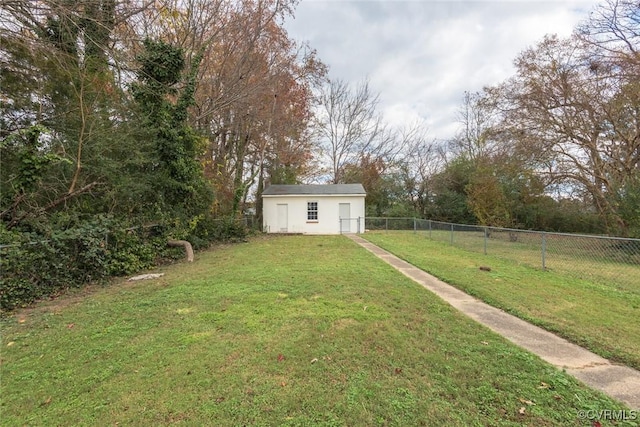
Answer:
285 0 601 140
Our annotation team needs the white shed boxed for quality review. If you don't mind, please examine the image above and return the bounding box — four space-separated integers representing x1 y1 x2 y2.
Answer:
262 184 366 234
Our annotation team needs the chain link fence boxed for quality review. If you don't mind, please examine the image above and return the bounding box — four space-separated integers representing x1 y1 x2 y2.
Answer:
338 217 365 234
366 217 640 292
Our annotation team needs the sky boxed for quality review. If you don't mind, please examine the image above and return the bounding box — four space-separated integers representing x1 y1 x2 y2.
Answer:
283 0 602 141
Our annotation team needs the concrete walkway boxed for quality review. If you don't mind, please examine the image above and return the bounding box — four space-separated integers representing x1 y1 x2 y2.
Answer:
345 234 640 410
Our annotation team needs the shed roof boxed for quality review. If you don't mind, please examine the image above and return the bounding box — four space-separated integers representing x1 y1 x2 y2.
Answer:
262 184 366 196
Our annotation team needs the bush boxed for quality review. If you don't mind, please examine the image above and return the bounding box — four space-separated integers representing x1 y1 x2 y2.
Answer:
104 228 161 276
186 215 249 248
0 216 166 312
0 237 75 311
0 214 252 312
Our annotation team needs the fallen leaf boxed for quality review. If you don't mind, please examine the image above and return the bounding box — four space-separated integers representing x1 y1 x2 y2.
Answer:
518 398 535 405
215 397 225 403
41 396 52 406
538 382 551 389
280 382 286 387
518 407 526 415
553 395 562 400
7 342 15 347
67 323 75 329
593 421 602 427
481 341 489 345
18 318 26 324
277 354 285 362
394 368 403 375
311 358 318 364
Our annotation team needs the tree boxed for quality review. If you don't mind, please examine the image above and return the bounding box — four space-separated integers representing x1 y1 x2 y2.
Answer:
466 162 511 227
577 0 639 64
492 32 639 235
383 123 438 217
342 155 391 216
315 78 402 184
138 0 326 217
129 38 211 219
449 91 501 162
0 0 152 228
0 125 73 228
425 157 477 224
577 0 640 236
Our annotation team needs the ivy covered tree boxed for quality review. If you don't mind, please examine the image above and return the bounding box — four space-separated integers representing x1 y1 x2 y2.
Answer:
130 38 212 222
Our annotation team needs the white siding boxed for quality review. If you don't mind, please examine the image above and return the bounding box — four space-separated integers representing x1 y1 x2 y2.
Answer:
263 194 365 235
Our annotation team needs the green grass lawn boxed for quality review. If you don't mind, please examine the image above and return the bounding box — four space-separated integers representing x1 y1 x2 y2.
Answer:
362 231 640 372
1 235 633 426
413 228 640 294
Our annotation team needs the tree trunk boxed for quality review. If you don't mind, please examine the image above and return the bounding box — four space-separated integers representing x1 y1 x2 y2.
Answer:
167 240 194 262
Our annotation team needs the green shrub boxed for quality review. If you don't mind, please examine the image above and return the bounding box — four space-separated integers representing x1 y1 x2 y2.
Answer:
189 216 249 246
0 214 252 312
0 237 75 311
0 216 162 312
104 228 159 276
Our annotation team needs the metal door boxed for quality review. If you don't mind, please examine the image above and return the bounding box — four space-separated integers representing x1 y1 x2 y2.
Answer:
339 203 351 233
277 204 288 232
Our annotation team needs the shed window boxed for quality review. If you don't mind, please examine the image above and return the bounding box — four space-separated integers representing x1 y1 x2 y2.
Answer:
307 201 318 221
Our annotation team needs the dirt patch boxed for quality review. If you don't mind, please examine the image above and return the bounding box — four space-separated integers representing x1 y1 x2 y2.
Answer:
5 282 107 321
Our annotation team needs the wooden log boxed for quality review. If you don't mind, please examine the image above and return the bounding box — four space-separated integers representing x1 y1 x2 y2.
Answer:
167 239 194 262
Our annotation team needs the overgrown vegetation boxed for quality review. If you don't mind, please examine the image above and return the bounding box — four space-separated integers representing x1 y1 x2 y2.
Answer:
1 236 630 426
0 215 251 312
1 3 280 310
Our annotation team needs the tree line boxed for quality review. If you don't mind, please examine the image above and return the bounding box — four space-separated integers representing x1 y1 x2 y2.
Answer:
0 0 637 308
318 0 639 238
0 0 326 309
1 0 327 230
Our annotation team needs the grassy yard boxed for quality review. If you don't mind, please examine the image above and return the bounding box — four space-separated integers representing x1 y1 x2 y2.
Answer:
414 228 640 294
362 231 640 372
1 235 633 426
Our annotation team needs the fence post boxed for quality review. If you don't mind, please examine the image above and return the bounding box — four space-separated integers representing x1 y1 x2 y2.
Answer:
483 227 488 255
428 220 432 239
413 218 417 234
385 218 388 231
357 217 361 234
541 232 547 270
450 223 454 245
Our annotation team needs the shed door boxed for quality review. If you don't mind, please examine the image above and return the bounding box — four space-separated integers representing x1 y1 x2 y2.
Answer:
339 203 351 233
277 204 288 232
